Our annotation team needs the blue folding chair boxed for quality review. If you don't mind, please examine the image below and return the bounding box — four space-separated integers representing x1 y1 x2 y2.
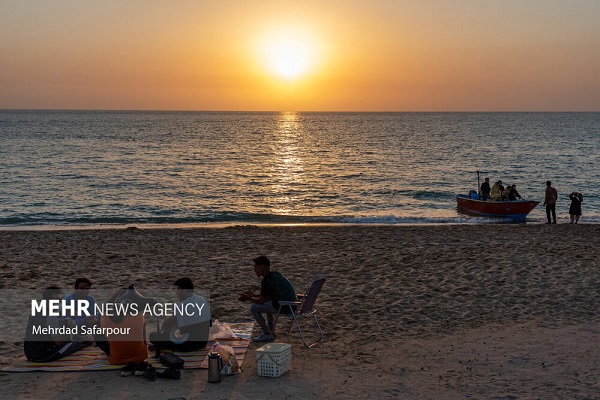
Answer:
276 275 326 348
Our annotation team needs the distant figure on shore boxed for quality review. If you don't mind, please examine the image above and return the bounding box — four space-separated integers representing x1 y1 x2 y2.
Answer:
491 180 503 201
480 177 491 201
543 181 558 224
63 277 98 327
569 192 583 224
238 256 297 342
24 287 88 362
508 184 522 201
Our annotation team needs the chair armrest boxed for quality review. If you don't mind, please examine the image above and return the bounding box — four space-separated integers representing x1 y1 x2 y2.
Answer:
278 300 301 306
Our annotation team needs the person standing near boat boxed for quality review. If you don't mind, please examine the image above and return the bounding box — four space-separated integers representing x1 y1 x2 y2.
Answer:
543 181 558 224
568 192 583 223
480 178 491 201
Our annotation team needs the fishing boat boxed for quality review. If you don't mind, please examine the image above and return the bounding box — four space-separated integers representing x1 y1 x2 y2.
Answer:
456 171 540 222
456 192 540 222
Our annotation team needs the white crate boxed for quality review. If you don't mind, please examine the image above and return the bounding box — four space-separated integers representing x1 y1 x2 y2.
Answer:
256 342 292 377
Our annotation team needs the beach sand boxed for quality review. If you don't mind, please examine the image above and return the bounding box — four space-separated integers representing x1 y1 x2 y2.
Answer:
0 224 599 399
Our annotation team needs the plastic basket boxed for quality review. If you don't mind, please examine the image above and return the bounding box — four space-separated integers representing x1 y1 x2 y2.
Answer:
256 342 292 377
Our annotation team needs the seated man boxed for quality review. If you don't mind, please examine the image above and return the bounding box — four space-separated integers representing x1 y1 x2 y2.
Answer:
501 184 510 201
24 286 88 362
62 277 98 327
96 288 149 375
238 256 297 342
491 180 502 201
508 184 522 201
150 277 211 356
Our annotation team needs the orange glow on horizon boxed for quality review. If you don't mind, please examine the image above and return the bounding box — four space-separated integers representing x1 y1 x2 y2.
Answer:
0 2 599 111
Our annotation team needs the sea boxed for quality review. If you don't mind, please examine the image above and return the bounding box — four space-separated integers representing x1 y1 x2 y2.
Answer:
1 111 598 228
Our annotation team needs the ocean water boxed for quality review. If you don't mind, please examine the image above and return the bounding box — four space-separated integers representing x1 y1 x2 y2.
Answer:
1 111 598 227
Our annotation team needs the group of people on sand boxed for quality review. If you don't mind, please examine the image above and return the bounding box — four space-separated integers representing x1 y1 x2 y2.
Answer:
479 178 584 223
24 277 210 379
23 256 295 377
479 178 522 202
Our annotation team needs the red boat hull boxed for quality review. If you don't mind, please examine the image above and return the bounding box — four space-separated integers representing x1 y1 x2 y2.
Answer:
456 195 540 222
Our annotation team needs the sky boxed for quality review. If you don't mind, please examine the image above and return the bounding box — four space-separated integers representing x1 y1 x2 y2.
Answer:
1 0 599 112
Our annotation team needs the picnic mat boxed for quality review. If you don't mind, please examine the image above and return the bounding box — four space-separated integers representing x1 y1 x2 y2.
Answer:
1 322 254 372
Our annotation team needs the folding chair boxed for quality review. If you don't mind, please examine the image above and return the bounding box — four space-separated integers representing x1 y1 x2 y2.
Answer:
276 275 326 348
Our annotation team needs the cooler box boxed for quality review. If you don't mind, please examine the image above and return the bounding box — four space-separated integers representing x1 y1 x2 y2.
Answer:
256 342 292 377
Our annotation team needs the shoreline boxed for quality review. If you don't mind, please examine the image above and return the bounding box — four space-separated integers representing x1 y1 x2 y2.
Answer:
1 219 597 232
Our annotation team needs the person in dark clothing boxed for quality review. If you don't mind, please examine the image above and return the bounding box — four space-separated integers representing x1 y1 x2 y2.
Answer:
480 178 491 201
569 192 583 224
508 184 522 201
149 278 211 356
238 256 297 342
24 286 88 362
543 180 558 224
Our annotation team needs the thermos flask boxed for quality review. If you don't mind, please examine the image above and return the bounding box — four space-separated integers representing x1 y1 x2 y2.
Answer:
208 352 222 383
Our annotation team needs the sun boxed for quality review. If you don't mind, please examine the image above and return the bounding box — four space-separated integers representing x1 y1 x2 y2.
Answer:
260 29 318 80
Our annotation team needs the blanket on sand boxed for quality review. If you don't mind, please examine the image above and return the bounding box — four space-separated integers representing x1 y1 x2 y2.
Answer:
2 322 253 372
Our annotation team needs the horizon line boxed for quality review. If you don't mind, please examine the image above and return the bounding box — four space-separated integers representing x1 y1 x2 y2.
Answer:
2 108 599 113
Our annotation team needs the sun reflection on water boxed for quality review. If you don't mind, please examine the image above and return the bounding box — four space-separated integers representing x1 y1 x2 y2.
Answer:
270 112 306 214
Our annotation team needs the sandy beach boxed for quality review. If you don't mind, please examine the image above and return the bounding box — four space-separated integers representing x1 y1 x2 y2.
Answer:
0 224 599 399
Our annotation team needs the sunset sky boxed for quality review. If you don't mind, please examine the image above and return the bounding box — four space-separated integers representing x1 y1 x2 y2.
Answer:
1 0 599 111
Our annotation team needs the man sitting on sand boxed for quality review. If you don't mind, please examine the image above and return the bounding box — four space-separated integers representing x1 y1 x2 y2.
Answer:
24 286 89 362
62 277 98 327
149 277 211 356
96 288 150 376
238 256 297 342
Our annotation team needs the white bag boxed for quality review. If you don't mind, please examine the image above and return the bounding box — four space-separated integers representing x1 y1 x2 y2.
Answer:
208 319 236 341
